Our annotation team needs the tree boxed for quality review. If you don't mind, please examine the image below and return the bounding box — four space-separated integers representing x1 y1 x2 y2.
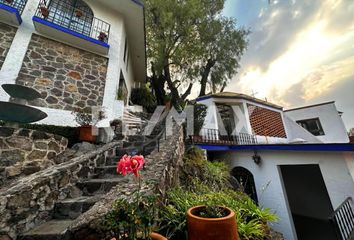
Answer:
145 0 248 109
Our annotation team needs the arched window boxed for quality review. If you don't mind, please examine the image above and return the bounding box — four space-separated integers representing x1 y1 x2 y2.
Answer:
48 0 93 36
231 167 258 204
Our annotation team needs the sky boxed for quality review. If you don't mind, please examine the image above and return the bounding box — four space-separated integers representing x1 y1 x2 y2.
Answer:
222 0 354 130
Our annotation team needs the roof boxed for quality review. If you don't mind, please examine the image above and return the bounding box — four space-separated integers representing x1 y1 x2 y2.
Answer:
196 92 283 110
284 101 335 112
196 143 354 152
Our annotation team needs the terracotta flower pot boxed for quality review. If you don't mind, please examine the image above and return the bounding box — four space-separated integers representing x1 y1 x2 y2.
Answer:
187 206 238 240
149 232 168 240
75 9 83 18
79 125 97 142
98 32 107 41
40 6 49 18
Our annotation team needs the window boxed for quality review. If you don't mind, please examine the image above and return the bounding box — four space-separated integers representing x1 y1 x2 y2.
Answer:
48 0 94 36
297 118 325 136
117 71 128 104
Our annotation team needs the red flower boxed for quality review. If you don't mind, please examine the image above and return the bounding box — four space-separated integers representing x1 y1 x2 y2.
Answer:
117 154 145 177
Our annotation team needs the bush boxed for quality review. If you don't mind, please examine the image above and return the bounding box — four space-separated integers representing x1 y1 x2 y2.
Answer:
130 85 157 113
101 195 158 240
158 146 278 240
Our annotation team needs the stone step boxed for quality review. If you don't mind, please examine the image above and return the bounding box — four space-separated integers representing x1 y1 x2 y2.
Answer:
76 177 128 196
53 195 102 220
19 220 73 240
93 165 117 176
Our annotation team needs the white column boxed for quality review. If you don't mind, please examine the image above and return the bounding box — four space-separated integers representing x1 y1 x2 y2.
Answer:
0 0 37 101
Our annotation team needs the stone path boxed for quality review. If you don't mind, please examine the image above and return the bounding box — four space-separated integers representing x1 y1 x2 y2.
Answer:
18 136 156 240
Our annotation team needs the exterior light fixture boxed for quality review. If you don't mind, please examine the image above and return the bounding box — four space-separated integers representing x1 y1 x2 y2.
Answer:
252 151 261 165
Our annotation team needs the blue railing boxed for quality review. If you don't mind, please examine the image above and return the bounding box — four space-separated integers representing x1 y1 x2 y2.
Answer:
0 0 27 14
34 0 110 43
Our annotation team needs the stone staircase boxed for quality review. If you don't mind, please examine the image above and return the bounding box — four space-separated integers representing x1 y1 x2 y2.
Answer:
18 135 159 240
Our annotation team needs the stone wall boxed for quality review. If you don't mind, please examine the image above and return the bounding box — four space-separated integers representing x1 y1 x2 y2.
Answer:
0 23 17 70
69 125 185 239
16 34 108 111
0 127 68 185
0 141 121 238
0 125 184 239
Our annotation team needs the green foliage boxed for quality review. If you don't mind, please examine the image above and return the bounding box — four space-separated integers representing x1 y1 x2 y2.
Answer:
193 104 207 135
145 0 249 107
130 84 157 113
101 194 158 240
195 205 229 218
158 146 278 240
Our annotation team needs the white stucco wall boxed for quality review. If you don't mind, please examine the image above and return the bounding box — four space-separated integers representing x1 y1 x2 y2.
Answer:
285 103 349 143
0 0 137 126
214 150 354 240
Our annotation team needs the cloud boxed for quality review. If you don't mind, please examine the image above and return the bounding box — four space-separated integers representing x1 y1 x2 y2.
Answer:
225 0 354 127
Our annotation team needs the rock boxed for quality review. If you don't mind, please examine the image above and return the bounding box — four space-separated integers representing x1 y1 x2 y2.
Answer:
34 78 52 86
68 71 82 80
0 127 14 137
5 166 21 178
22 166 41 175
0 234 12 240
65 84 78 93
31 130 50 140
27 150 47 160
6 137 33 151
48 141 60 153
0 150 26 166
72 142 97 153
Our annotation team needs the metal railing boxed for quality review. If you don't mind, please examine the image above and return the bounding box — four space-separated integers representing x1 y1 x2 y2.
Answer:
189 128 258 145
0 0 27 14
34 0 110 43
329 197 354 240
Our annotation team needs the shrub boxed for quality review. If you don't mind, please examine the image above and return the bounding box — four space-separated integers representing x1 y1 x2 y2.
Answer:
101 194 158 240
130 85 157 113
158 146 278 240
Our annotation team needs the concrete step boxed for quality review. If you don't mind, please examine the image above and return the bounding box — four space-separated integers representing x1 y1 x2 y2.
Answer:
93 165 117 176
19 220 73 240
76 177 128 196
53 195 102 220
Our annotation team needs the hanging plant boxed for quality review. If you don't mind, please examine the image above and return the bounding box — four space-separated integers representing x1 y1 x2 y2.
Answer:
75 9 83 18
5 0 13 4
98 32 107 42
40 6 49 18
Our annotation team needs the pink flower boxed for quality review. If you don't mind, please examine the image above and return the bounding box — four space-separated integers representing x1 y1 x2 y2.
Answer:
117 154 145 177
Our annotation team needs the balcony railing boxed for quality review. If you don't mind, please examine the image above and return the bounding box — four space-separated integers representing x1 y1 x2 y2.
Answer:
189 128 258 146
329 197 354 240
0 0 27 15
34 0 110 44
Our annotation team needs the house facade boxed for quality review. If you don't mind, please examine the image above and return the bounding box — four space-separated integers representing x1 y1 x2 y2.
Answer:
195 92 354 240
0 0 146 126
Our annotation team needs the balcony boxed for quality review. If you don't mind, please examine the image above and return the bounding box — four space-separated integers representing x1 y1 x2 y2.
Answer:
0 0 27 26
189 128 258 146
32 0 111 55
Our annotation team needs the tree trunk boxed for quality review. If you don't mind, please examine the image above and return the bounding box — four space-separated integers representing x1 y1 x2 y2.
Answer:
164 63 182 110
199 59 216 97
150 62 166 105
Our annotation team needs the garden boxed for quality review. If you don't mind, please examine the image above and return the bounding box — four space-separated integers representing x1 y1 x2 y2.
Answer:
102 147 278 240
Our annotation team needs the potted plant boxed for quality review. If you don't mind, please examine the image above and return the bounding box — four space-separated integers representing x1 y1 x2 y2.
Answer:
187 205 238 240
72 108 106 142
105 154 168 240
40 5 49 18
5 0 13 4
74 9 83 18
98 32 108 41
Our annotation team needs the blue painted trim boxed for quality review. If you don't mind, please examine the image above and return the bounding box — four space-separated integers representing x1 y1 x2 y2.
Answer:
196 143 354 152
32 16 110 49
0 3 22 25
196 95 212 102
130 0 144 7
